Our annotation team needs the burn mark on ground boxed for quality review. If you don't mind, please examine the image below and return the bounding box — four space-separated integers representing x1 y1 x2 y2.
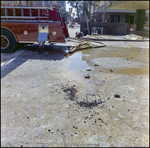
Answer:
62 85 106 110
62 85 77 101
76 94 105 109
76 100 102 109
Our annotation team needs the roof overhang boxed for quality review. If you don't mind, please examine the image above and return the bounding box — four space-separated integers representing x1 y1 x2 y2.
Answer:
95 8 136 13
108 1 149 10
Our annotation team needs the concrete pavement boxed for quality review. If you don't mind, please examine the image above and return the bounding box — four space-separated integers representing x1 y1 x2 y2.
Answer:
1 24 149 147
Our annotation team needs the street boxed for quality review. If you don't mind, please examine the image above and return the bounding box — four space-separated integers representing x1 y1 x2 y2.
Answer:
1 24 149 147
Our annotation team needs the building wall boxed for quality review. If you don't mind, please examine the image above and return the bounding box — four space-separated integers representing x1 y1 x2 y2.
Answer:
93 1 136 24
105 13 136 23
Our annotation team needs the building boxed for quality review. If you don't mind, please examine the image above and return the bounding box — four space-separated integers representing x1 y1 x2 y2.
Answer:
106 1 149 31
107 1 149 10
80 1 138 35
90 1 149 31
94 5 136 24
91 1 136 24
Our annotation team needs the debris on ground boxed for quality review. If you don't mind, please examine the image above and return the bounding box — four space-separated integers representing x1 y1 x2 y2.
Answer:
125 35 144 40
86 68 91 71
110 69 113 72
84 74 90 79
75 32 84 38
85 35 92 38
48 129 54 133
114 94 121 98
68 24 74 28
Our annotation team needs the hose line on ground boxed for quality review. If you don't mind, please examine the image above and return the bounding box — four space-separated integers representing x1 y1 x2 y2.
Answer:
68 37 106 53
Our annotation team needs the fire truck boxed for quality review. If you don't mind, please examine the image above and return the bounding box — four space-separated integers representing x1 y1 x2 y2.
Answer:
1 4 69 53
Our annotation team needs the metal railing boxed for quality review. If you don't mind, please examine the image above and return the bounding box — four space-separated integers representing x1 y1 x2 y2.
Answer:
1 6 54 22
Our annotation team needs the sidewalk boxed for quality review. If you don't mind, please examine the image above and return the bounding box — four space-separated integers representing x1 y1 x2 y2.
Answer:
130 30 149 38
69 24 149 40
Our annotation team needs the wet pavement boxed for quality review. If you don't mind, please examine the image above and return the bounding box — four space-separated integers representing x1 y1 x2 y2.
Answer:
1 25 149 147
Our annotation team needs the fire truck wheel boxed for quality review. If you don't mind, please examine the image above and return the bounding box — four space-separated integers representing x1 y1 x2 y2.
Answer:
1 29 17 53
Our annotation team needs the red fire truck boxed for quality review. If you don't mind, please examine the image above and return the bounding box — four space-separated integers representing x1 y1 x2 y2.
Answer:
1 4 69 53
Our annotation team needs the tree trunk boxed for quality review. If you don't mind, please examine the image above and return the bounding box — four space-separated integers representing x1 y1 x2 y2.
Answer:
76 4 80 21
89 1 91 19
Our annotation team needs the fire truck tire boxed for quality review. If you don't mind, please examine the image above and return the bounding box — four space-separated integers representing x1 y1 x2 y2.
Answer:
1 29 17 53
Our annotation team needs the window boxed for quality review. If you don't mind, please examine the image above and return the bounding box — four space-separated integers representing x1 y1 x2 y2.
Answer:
110 15 120 23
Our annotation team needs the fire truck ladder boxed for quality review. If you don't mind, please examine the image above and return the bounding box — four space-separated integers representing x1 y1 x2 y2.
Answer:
1 6 50 21
1 6 52 52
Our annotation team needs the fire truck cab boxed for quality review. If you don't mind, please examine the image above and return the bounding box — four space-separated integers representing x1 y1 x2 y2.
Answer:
1 4 69 53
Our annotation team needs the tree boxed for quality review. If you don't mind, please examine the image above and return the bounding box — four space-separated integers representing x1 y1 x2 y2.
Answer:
68 1 91 22
44 1 70 22
88 1 91 20
68 1 81 21
77 1 90 19
56 3 71 23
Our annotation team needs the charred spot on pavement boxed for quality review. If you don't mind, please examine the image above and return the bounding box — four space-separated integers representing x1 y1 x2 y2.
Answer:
76 100 102 109
62 86 105 109
76 94 104 109
62 85 77 101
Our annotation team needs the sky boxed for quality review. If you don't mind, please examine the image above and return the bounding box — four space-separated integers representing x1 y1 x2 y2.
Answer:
66 1 76 15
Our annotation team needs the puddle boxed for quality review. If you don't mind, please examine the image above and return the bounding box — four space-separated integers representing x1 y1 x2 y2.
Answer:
81 47 149 63
67 46 149 75
114 67 149 75
67 52 89 71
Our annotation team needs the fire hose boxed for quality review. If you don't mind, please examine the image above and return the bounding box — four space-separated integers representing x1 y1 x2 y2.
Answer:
68 37 106 53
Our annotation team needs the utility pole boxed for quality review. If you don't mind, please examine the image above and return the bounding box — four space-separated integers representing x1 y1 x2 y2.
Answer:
94 1 96 13
89 1 91 19
69 8 72 24
103 1 106 23
83 1 90 35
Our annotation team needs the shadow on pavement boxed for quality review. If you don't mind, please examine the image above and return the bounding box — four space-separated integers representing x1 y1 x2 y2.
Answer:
130 30 149 38
1 44 69 79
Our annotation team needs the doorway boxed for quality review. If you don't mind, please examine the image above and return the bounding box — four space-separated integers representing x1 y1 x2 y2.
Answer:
110 15 120 23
